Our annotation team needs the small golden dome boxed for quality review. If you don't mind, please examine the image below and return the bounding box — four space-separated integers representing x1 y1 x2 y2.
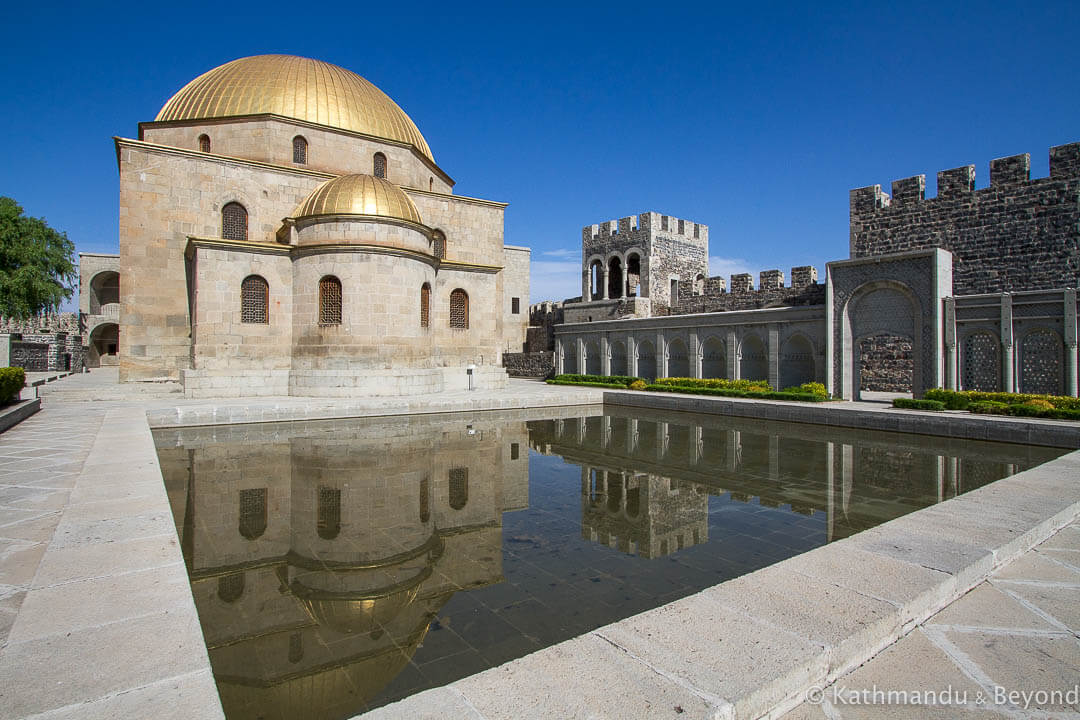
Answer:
294 175 423 225
155 54 434 162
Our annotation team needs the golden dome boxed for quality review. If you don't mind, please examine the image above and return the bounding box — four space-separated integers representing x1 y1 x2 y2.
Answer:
294 174 423 225
155 54 434 162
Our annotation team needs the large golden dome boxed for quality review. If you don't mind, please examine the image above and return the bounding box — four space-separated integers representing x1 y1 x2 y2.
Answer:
155 54 434 162
294 174 423 225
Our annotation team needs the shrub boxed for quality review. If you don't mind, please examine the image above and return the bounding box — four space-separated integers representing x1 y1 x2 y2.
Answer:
654 377 771 391
1025 398 1055 410
1007 402 1050 418
643 383 827 402
892 398 945 411
924 388 1080 411
550 374 641 387
629 380 647 391
0 367 26 404
782 382 827 398
969 400 1010 415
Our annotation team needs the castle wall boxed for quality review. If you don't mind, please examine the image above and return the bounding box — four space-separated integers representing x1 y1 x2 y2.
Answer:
850 142 1080 296
501 245 530 352
141 117 453 193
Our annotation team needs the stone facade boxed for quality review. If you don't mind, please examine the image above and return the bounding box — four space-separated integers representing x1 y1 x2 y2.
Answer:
78 253 120 367
502 351 554 378
546 142 1080 399
0 314 83 372
111 55 529 397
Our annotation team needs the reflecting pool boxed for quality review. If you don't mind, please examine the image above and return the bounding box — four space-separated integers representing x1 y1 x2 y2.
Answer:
153 406 1064 719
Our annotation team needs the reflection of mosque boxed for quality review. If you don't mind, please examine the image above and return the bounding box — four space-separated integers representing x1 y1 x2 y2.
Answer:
155 414 530 720
528 408 1052 552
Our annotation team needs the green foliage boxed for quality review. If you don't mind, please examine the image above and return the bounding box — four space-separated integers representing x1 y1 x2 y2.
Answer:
629 379 647 390
892 398 946 411
969 400 1010 415
550 374 642 387
1008 402 1049 417
924 388 1080 411
0 198 77 319
546 378 632 389
0 367 26 403
654 377 772 391
644 383 827 402
781 382 828 398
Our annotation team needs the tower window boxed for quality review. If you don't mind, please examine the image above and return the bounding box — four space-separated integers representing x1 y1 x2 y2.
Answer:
238 488 267 539
293 135 307 164
449 289 469 329
319 276 341 325
432 230 446 259
316 486 341 540
241 275 269 324
222 202 248 241
511 297 520 314
373 152 387 179
420 283 431 328
449 467 468 510
429 177 434 191
198 134 210 152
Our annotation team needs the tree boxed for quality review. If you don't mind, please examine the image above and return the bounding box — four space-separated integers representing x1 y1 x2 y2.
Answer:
0 197 77 319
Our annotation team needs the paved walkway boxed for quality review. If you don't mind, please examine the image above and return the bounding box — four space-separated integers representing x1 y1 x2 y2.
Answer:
781 521 1080 719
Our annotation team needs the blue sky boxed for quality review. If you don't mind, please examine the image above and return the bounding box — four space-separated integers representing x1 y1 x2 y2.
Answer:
2 1 1078 307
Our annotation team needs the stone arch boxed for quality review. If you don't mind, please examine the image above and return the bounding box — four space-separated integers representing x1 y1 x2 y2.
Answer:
780 333 815 389
610 339 628 376
637 339 657 380
1019 327 1063 395
841 280 921 399
89 271 119 314
701 335 726 379
960 330 1000 392
88 322 119 368
739 333 768 382
585 339 602 375
608 255 624 299
625 250 644 297
694 274 705 295
589 259 605 300
667 337 690 378
561 341 578 374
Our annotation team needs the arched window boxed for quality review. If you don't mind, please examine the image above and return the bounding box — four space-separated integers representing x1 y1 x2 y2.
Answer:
222 202 248 241
429 177 434 191
198 134 210 153
449 467 468 510
432 230 446 259
319 276 341 325
449 289 469 329
420 283 431 328
316 486 341 540
373 152 387 178
292 135 308 164
238 488 267 539
240 275 269 324
217 573 244 603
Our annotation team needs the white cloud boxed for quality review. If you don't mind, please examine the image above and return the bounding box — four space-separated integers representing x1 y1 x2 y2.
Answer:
541 248 580 260
708 256 756 280
530 259 582 304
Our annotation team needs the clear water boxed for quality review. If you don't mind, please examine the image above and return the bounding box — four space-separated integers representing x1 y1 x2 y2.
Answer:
153 406 1064 720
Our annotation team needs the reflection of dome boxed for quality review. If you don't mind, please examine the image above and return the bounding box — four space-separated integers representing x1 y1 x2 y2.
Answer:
293 174 423 225
155 54 434 161
298 581 423 635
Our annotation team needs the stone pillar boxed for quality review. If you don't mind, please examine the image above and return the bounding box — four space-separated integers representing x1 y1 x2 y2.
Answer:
627 336 637 377
1066 289 1078 397
657 332 667 379
690 425 702 466
768 323 779 390
841 444 853 517
689 331 701 378
0 334 9 368
935 456 945 503
622 265 629 298
768 434 779 481
577 339 586 376
944 297 957 390
628 418 639 454
601 264 609 300
657 421 669 460
602 415 611 449
727 430 739 473
601 335 610 376
727 329 738 380
1001 294 1014 392
582 270 590 304
555 338 564 375
825 441 834 543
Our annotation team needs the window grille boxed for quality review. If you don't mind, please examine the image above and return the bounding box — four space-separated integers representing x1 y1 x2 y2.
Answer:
449 289 469 329
1020 329 1062 395
449 467 468 510
432 230 446 259
241 276 269 324
222 202 247 241
238 488 267 539
511 297 520 314
961 332 999 391
293 136 307 164
419 476 430 523
198 134 211 152
420 283 431 328
317 486 341 540
511 443 519 460
373 152 387 178
319 276 342 325
217 573 244 602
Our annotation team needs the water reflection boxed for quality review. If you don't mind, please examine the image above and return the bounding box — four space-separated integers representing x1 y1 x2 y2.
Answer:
155 407 1061 719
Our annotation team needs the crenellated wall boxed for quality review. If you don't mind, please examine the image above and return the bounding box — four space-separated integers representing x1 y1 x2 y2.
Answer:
850 142 1080 295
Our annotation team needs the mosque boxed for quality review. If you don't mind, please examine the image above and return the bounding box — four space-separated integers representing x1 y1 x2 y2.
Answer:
101 54 529 397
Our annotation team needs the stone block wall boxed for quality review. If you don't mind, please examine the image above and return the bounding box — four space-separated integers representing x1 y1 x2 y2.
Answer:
502 351 554 377
850 142 1080 295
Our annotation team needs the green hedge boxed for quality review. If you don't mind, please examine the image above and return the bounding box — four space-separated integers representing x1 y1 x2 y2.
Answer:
892 398 945 411
644 383 827 402
551 374 641 387
0 367 26 404
547 378 639 389
924 388 1080 411
969 400 1010 415
653 377 771 391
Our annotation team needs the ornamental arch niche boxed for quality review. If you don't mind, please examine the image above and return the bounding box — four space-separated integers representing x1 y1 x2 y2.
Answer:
739 334 768 382
961 330 1000 392
610 339 628 376
585 339 602 375
89 271 119 314
780 333 815 389
637 339 657 380
667 337 689 378
844 281 920 399
701 335 726 379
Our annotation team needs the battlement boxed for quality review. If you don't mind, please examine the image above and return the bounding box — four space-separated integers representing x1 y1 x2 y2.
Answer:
851 141 1080 214
583 212 708 243
721 267 818 295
